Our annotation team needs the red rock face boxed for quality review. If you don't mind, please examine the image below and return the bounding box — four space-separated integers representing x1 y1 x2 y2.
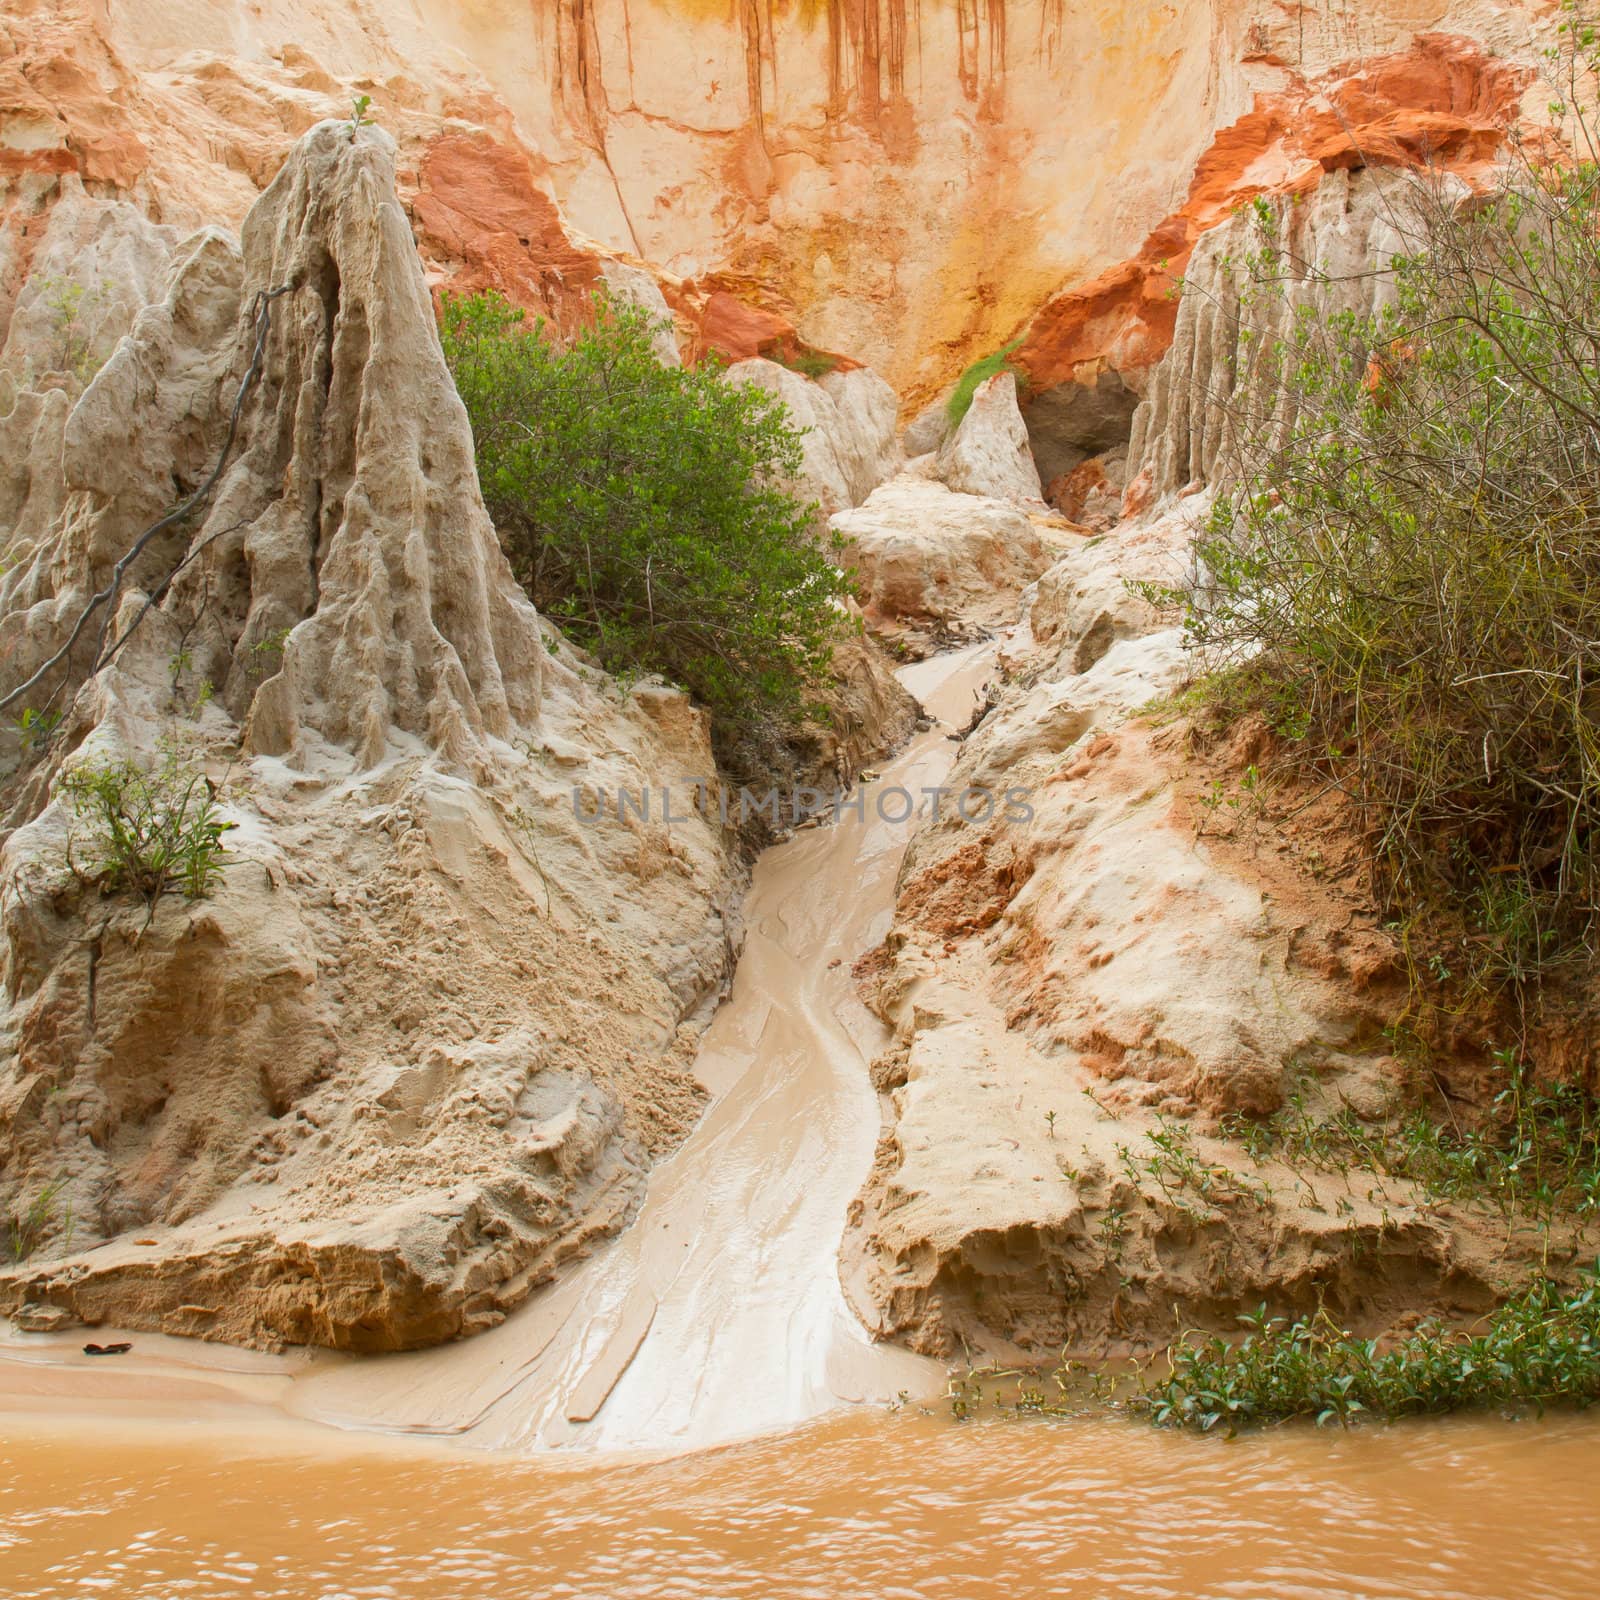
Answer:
0 1 149 341
1017 34 1532 395
405 140 856 369
0 3 1556 401
0 7 149 192
411 129 602 324
681 285 794 363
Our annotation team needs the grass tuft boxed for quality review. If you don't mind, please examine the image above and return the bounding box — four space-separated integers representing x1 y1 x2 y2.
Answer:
945 339 1026 428
61 744 230 904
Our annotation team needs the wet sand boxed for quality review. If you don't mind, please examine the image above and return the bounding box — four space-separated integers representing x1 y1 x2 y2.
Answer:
0 645 994 1453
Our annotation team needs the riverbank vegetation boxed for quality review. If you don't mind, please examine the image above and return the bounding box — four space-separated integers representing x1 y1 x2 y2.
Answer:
1134 1269 1600 1432
441 289 852 753
943 1265 1600 1435
1167 22 1600 1032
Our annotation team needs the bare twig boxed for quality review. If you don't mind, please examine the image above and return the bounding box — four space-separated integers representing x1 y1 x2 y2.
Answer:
0 282 293 719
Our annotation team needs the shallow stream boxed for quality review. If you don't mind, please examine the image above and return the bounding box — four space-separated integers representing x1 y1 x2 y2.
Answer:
4 647 1598 1596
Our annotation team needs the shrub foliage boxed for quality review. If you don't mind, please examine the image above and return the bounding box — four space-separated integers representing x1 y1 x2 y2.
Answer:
62 746 229 902
1136 1267 1600 1433
1179 138 1600 990
441 289 852 743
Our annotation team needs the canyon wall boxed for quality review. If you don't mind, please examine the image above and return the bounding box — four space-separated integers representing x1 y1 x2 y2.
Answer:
0 0 1575 1362
4 1 1552 407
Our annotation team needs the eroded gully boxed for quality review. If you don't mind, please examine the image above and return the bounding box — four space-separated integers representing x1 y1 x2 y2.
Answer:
4 646 1600 1598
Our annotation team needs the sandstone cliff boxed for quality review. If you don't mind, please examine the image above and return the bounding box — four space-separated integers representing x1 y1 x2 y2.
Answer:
0 123 756 1350
0 0 1581 1376
3 4 1553 399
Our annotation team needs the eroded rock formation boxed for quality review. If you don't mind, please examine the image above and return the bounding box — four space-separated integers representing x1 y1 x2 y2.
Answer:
0 124 752 1350
934 373 1044 505
832 478 1054 651
0 0 1580 1379
841 176 1574 1362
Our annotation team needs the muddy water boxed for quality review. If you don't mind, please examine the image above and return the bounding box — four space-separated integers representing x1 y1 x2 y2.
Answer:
7 643 1600 1594
5 1407 1600 1598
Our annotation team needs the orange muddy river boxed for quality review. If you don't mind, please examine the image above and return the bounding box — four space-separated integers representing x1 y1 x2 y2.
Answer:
4 646 1599 1597
4 1407 1600 1598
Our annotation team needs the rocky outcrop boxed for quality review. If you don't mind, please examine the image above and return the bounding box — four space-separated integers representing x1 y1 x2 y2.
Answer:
725 358 900 517
1125 166 1417 500
901 400 950 460
843 491 1550 1362
1047 450 1128 528
934 374 1044 505
1012 33 1533 417
832 478 1052 648
0 124 745 1351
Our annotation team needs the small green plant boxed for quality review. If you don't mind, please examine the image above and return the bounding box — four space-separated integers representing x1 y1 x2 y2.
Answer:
61 746 232 903
1093 1205 1130 1258
1225 1061 1600 1227
1134 1265 1600 1433
5 1177 69 1263
507 803 554 916
13 706 61 754
1116 1117 1271 1217
946 338 1026 428
349 94 374 137
775 347 839 380
38 275 106 385
1082 1084 1120 1119
246 626 293 676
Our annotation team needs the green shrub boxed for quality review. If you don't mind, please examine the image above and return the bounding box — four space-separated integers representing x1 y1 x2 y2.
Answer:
441 289 853 746
5 1176 69 1263
943 1264 1600 1433
775 347 839 380
1177 147 1600 991
62 746 230 903
1134 1266 1600 1433
945 338 1025 428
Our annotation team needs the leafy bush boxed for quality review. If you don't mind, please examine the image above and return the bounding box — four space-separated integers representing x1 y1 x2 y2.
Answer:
1177 138 1600 990
62 746 230 903
1134 1266 1600 1433
441 289 853 744
945 338 1025 428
